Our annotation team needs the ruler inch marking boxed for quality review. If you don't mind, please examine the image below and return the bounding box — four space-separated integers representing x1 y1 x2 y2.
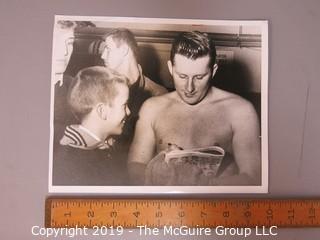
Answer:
45 198 320 228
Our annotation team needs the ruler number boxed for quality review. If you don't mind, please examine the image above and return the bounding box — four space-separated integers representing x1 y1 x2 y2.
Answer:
133 211 140 218
266 209 273 220
64 211 71 217
87 210 94 218
288 209 294 220
178 211 185 218
244 211 251 218
201 211 207 218
155 211 163 218
223 211 230 218
309 208 316 218
244 203 251 218
110 211 117 218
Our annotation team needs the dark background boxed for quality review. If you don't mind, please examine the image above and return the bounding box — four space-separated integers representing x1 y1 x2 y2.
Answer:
1 0 320 238
67 24 263 123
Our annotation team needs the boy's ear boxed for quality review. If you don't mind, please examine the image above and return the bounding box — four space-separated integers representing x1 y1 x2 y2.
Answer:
96 103 110 120
167 60 173 76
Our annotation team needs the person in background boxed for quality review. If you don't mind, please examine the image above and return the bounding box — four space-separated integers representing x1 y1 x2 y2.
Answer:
53 20 95 144
128 31 261 186
100 28 168 176
101 28 167 99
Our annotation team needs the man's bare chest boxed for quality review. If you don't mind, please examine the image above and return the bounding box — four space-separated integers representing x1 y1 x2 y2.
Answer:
154 106 233 152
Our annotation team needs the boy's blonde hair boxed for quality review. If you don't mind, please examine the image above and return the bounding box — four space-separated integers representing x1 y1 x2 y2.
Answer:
68 66 128 121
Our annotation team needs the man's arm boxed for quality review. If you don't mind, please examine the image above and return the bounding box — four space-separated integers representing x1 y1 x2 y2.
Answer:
128 99 157 185
212 100 261 185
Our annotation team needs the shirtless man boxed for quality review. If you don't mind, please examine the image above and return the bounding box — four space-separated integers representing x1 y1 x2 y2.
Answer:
128 31 261 186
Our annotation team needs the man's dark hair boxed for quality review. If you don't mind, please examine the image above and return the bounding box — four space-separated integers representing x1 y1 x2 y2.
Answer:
104 28 139 62
170 31 216 68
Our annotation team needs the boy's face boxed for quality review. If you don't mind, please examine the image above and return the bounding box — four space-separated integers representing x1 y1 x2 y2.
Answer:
107 84 130 135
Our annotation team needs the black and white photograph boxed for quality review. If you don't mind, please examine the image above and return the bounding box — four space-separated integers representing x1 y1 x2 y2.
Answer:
49 15 268 193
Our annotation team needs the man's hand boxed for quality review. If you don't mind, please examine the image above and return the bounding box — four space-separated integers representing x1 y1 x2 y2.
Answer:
144 143 182 185
173 161 202 185
144 151 175 185
144 143 217 186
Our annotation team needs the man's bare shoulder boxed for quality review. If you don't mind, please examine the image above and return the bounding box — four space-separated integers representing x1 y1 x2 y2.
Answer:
212 87 258 121
139 92 176 118
212 88 254 108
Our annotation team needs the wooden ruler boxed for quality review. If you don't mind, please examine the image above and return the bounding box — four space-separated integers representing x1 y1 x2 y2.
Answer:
45 198 320 228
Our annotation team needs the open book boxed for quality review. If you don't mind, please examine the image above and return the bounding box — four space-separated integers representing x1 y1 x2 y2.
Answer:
164 146 225 177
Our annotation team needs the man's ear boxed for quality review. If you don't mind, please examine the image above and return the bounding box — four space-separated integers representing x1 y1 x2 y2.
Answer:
96 103 110 120
211 63 218 78
167 60 173 76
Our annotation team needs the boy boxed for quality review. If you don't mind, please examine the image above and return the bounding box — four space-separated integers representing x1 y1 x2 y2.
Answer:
53 66 130 185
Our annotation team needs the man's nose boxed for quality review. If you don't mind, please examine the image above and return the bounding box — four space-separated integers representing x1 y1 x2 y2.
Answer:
186 79 195 93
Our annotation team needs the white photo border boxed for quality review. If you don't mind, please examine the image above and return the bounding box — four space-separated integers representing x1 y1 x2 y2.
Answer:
49 15 268 194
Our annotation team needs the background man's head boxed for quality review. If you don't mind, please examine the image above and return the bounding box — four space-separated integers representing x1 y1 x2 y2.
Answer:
53 20 76 77
53 20 95 83
101 28 139 70
68 66 130 136
168 31 218 105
